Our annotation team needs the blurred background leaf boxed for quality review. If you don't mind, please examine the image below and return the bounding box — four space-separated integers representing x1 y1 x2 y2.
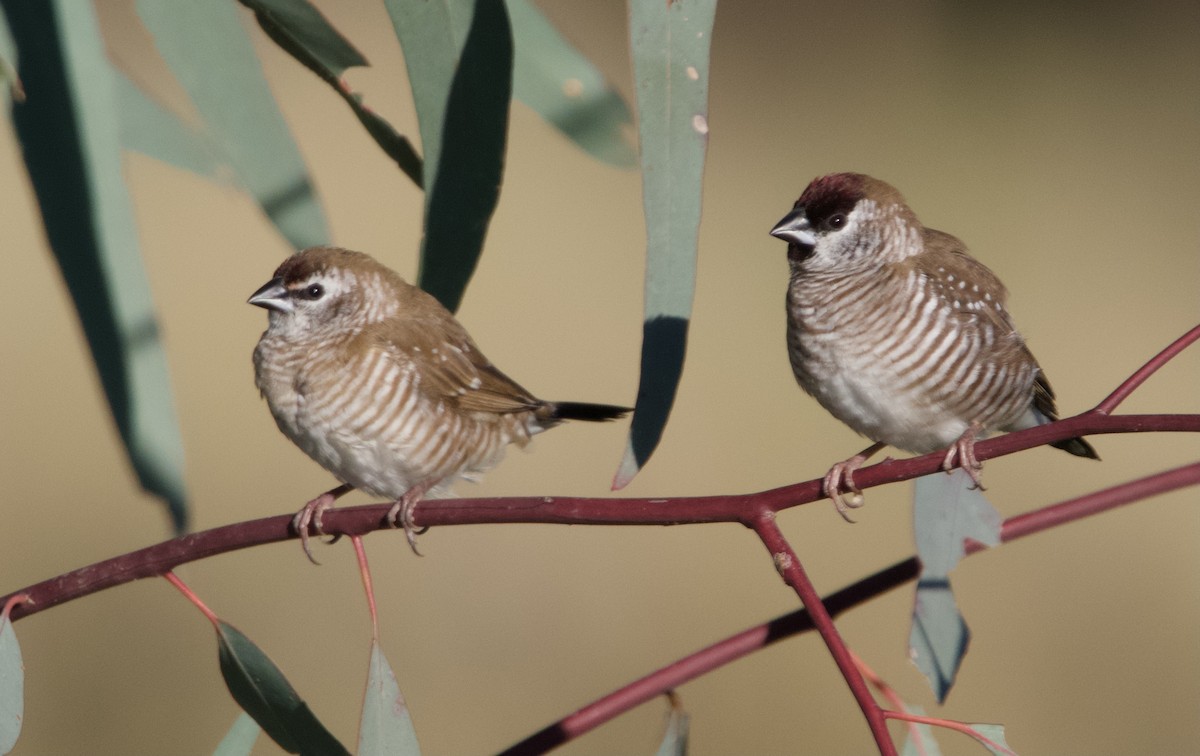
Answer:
2 0 189 532
136 0 330 251
240 0 422 186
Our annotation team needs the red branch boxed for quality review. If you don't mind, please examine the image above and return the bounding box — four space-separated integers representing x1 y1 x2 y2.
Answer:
2 413 1197 624
498 459 1200 755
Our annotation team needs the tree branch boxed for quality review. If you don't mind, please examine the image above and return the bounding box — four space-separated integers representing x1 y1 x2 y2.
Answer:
498 459 1200 755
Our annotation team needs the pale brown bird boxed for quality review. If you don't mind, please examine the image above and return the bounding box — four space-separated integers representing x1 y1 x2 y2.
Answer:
769 173 1097 519
250 246 629 558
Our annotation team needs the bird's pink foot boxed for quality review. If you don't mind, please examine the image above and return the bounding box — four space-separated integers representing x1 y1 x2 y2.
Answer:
292 483 353 564
822 441 887 522
941 424 986 490
386 483 435 556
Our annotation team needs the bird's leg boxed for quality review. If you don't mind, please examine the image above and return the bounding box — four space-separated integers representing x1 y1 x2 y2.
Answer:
386 481 437 556
292 483 354 564
941 422 986 490
823 441 887 522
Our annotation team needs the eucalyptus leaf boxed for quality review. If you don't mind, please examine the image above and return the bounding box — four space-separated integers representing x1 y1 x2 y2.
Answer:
506 0 635 167
357 642 421 756
909 469 1002 701
216 621 349 756
0 611 23 754
613 0 716 488
240 0 422 185
137 0 329 250
3 0 189 532
412 0 513 313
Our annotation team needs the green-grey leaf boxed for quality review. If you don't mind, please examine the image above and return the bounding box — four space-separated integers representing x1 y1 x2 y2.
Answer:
3 0 189 533
914 469 1002 578
216 621 350 756
613 0 715 489
654 703 689 756
137 0 329 250
910 577 970 704
910 469 1001 701
505 0 635 167
972 723 1016 756
384 0 460 199
213 712 261 756
238 0 365 76
358 641 421 756
413 0 513 313
114 72 225 179
0 613 23 754
240 0 422 185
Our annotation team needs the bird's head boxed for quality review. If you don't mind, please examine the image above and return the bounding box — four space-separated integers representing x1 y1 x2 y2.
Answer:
248 246 408 339
770 172 922 272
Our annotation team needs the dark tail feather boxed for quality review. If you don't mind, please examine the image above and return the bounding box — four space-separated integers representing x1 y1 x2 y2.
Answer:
1051 436 1100 460
550 402 631 422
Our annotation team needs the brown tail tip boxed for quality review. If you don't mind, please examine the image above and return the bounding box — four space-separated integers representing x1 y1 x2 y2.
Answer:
551 402 631 422
1051 436 1100 460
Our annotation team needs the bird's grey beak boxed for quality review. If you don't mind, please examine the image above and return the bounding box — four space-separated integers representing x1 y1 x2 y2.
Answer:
770 208 816 250
248 277 293 313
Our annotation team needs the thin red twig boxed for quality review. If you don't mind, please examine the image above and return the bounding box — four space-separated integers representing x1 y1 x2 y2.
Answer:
498 459 1200 755
1093 322 1200 414
163 571 219 626
750 511 897 755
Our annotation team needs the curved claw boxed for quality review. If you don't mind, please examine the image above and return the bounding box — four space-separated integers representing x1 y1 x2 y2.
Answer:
385 483 435 557
823 461 866 523
291 483 353 565
941 424 986 491
821 442 886 522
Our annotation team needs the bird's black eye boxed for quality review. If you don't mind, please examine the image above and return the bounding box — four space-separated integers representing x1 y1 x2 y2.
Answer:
302 283 324 300
825 214 846 231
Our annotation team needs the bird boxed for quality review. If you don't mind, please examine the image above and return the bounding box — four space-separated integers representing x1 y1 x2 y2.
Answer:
249 246 630 559
768 172 1097 520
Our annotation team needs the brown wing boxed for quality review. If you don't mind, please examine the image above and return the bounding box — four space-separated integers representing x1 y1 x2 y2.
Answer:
358 314 543 416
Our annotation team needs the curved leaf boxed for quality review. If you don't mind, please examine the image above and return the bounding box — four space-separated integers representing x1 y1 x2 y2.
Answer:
613 0 715 488
505 0 635 167
3 0 189 532
216 621 349 756
137 0 329 250
407 0 513 313
239 0 422 186
0 9 19 106
357 641 421 756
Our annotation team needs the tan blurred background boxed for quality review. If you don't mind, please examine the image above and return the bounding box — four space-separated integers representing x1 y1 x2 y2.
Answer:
2 1 1198 754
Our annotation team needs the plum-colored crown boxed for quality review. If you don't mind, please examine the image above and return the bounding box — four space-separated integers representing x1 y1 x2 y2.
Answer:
794 173 868 228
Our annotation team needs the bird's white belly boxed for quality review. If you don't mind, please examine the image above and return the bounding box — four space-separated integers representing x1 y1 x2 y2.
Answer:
808 362 968 453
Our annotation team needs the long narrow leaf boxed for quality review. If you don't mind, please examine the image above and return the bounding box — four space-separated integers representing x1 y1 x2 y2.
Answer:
3 0 189 532
412 0 513 312
137 0 329 250
384 0 459 200
613 0 716 488
216 621 349 756
506 0 635 167
114 71 225 179
239 0 422 186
